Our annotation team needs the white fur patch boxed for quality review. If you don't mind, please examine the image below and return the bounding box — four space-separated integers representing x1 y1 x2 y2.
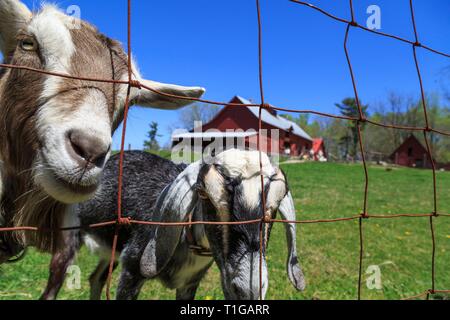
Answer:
204 167 228 214
28 6 75 62
215 149 275 180
140 238 157 276
240 176 267 211
83 234 101 253
214 150 277 211
29 6 75 100
265 169 287 212
83 234 115 260
203 166 230 256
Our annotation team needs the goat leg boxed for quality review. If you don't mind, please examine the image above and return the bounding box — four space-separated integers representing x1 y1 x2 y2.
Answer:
89 258 118 300
40 231 80 300
176 282 201 300
116 266 146 300
176 263 212 300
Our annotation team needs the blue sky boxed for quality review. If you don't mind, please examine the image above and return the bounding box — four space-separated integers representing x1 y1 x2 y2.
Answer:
20 0 450 149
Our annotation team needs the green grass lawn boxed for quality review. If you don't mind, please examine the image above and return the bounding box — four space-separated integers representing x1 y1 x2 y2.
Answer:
0 162 449 300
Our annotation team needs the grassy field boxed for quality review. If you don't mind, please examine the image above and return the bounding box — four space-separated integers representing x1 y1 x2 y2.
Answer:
0 162 449 300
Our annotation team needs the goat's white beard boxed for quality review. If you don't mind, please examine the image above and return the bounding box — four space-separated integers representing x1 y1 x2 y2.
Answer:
33 154 100 204
224 253 269 300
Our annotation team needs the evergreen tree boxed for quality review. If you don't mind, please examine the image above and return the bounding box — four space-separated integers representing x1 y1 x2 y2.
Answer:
335 98 369 159
143 121 161 151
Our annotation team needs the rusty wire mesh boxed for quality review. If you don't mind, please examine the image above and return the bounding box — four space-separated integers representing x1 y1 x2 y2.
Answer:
0 0 449 300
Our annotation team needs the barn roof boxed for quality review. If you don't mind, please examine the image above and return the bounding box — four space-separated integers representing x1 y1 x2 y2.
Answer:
171 131 257 140
235 96 313 141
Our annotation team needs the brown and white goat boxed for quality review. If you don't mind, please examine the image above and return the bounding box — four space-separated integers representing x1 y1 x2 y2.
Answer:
0 0 205 253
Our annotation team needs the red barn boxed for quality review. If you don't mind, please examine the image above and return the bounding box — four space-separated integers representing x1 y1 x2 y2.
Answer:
172 96 313 156
312 138 327 161
390 135 432 168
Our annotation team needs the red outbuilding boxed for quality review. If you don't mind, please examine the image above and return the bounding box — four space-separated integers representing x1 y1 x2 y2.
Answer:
172 96 313 157
312 138 327 161
389 134 432 168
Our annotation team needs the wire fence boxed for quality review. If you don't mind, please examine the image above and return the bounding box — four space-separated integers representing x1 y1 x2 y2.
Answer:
0 0 449 300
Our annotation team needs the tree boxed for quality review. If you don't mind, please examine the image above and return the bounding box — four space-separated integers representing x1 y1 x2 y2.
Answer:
178 103 220 130
143 121 161 151
319 118 348 161
335 98 369 159
338 132 352 160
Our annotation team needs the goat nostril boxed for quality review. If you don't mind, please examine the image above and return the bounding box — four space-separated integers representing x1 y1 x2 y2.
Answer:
70 137 88 161
67 130 110 168
93 151 108 168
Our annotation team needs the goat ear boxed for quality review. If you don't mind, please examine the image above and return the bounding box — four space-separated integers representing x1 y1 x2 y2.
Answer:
0 0 32 57
131 79 205 110
140 161 201 278
278 191 306 291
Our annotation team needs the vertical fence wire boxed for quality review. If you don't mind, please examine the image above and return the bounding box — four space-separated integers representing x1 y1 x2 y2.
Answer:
408 0 438 299
105 0 134 300
256 0 268 301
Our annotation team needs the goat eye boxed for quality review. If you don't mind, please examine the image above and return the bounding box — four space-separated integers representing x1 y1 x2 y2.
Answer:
195 184 208 200
197 189 209 200
20 38 38 51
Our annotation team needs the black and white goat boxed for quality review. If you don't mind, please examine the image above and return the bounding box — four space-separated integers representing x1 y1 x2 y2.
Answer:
0 0 204 252
41 149 305 300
